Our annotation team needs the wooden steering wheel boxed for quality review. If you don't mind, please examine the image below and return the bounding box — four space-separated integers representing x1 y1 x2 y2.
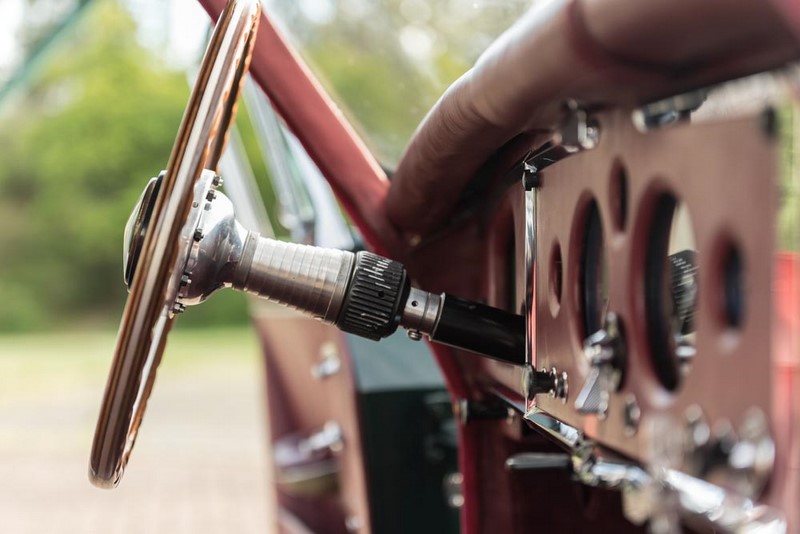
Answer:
89 0 260 488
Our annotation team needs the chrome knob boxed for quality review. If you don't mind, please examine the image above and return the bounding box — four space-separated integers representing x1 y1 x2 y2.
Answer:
574 312 626 417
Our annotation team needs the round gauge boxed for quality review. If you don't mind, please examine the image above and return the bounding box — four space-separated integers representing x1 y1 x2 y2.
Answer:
581 200 610 338
644 194 697 391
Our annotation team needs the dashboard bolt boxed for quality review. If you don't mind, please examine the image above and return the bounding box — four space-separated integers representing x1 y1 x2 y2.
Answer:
623 395 641 436
193 229 203 242
212 174 223 187
551 367 569 402
180 273 191 287
407 330 422 341
172 302 185 314
206 190 216 202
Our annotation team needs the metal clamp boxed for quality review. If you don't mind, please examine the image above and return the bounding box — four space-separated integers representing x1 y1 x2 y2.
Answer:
523 101 599 177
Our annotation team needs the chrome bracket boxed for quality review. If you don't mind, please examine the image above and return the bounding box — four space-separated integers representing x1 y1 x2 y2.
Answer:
523 101 599 177
574 312 626 417
521 408 785 532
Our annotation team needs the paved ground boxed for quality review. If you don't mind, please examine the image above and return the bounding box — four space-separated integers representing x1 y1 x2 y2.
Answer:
0 329 273 534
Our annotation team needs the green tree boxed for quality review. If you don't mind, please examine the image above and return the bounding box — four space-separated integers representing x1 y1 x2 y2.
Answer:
0 0 249 331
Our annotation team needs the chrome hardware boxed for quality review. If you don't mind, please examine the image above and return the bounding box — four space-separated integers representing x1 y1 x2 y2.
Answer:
522 366 552 397
550 367 569 402
123 168 226 317
505 452 571 472
574 312 625 417
682 406 775 500
523 186 535 365
443 472 464 509
522 409 786 532
524 365 569 402
301 421 344 455
632 89 707 131
177 172 249 308
523 101 599 175
123 169 356 322
234 234 353 321
124 170 525 362
273 421 343 498
311 342 341 379
400 287 442 338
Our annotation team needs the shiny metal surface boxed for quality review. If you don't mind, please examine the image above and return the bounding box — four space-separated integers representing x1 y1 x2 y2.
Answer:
523 179 535 366
523 408 787 532
504 452 571 471
273 421 343 498
234 232 354 324
125 177 357 324
176 171 248 306
399 287 442 338
522 102 599 175
311 342 341 380
90 0 261 488
574 313 626 417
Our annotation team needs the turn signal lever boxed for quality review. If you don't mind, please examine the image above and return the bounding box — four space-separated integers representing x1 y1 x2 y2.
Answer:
124 170 525 365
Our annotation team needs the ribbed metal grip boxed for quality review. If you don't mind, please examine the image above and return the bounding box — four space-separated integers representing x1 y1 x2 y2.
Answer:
335 251 409 340
232 231 355 323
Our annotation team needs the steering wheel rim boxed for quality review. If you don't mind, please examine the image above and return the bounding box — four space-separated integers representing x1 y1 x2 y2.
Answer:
90 0 261 488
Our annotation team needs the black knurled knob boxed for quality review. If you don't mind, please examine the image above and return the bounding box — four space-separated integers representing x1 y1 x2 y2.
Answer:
335 251 409 340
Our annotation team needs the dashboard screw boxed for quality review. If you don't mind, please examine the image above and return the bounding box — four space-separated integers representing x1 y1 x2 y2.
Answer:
551 367 569 402
193 229 203 242
212 174 223 187
206 190 216 201
623 395 641 436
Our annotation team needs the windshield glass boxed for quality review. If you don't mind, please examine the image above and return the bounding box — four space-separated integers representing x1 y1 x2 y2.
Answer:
264 0 534 167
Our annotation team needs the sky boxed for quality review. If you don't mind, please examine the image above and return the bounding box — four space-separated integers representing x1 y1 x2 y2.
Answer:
0 0 25 77
0 0 210 86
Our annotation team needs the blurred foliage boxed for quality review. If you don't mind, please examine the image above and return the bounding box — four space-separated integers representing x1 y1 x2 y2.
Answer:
779 104 800 251
266 0 531 166
0 0 531 332
0 1 250 331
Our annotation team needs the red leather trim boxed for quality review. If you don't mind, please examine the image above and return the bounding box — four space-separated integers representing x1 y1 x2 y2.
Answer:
385 0 799 237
